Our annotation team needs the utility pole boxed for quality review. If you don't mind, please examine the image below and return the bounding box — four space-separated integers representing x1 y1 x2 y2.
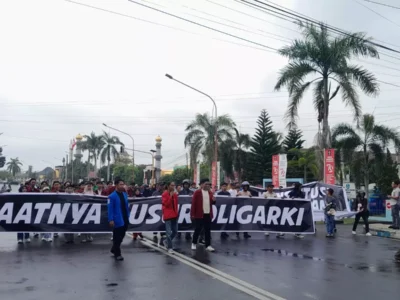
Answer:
186 152 189 179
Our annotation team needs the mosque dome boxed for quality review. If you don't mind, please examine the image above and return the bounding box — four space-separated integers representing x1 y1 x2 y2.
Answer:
155 135 162 142
76 133 83 140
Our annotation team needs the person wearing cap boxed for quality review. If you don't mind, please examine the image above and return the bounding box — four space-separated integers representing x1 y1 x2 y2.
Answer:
236 181 252 239
218 182 230 239
191 178 215 252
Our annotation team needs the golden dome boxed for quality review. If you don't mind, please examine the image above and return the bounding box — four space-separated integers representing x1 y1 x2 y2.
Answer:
76 133 83 140
155 135 162 142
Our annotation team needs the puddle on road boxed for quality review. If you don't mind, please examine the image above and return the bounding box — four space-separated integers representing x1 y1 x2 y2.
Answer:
261 248 400 274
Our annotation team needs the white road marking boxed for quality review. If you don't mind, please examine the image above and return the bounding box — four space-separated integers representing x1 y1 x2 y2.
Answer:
128 233 285 300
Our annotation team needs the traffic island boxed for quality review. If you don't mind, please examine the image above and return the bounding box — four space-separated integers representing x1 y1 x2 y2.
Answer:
369 223 400 239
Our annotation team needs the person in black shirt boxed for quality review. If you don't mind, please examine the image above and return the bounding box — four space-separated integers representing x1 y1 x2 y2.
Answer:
288 183 305 239
108 179 130 261
218 182 230 239
178 179 194 240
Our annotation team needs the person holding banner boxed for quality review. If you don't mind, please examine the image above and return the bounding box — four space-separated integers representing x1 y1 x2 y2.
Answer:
352 192 371 236
108 179 130 261
236 181 252 239
191 178 215 252
324 188 337 238
162 182 179 254
263 184 285 238
288 183 305 239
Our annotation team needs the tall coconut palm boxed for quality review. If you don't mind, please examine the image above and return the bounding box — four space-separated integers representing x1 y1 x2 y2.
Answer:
100 131 124 181
220 128 251 182
7 157 23 177
184 113 236 172
82 132 105 176
332 114 400 197
275 22 379 149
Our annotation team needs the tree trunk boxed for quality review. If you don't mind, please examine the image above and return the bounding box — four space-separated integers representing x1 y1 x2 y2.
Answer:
363 146 369 199
322 76 331 148
107 159 110 181
87 151 91 179
304 164 307 183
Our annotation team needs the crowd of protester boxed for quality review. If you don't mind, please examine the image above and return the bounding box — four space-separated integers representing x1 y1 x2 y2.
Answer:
4 176 400 262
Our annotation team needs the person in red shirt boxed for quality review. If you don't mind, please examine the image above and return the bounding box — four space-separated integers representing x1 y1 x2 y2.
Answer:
161 182 179 253
191 178 215 252
52 181 61 193
26 178 40 192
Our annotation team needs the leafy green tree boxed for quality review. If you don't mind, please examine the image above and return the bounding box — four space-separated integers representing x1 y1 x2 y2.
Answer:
282 128 305 160
246 110 281 184
332 114 400 197
0 170 10 180
374 149 398 195
184 113 235 168
100 131 124 181
287 148 319 183
275 22 379 148
6 157 22 177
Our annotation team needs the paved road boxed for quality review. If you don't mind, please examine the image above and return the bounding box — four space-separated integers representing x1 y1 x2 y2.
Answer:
0 225 399 300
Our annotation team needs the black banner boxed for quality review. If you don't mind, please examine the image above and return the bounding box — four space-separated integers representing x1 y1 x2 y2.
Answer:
0 193 315 233
250 181 351 221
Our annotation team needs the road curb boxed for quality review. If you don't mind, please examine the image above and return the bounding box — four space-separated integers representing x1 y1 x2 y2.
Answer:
369 224 400 240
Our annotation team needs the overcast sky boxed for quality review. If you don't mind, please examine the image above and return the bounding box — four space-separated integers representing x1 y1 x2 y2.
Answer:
1 0 400 172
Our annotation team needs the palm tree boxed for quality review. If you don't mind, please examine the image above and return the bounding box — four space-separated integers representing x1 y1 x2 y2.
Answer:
332 114 400 197
7 158 23 177
184 113 236 173
82 132 105 176
274 22 379 149
288 148 319 183
220 128 251 182
100 131 124 181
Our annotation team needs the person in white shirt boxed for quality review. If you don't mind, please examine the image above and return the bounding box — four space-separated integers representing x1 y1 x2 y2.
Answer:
229 182 241 197
263 184 277 198
236 181 252 238
388 180 400 229
263 184 284 237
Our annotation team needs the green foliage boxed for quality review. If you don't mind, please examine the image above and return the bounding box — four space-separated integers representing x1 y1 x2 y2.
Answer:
160 167 191 184
81 132 105 173
219 128 251 181
246 110 281 184
0 170 10 180
332 114 400 196
287 148 319 182
282 128 305 160
6 157 23 177
373 149 398 195
65 159 94 183
275 22 379 147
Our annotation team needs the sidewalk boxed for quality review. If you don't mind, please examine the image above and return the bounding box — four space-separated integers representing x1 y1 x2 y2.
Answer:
369 223 400 239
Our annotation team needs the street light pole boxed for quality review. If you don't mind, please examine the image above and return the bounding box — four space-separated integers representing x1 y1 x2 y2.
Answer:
103 123 135 180
165 73 218 188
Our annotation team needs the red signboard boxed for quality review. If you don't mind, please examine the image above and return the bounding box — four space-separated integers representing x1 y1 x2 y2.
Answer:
272 155 279 187
324 149 335 185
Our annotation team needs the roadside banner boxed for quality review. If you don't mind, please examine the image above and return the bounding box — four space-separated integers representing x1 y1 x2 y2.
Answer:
0 193 315 234
250 181 351 221
278 154 287 188
324 149 335 184
272 155 279 187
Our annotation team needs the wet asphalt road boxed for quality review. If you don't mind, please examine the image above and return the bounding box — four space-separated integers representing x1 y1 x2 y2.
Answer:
1 225 399 300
